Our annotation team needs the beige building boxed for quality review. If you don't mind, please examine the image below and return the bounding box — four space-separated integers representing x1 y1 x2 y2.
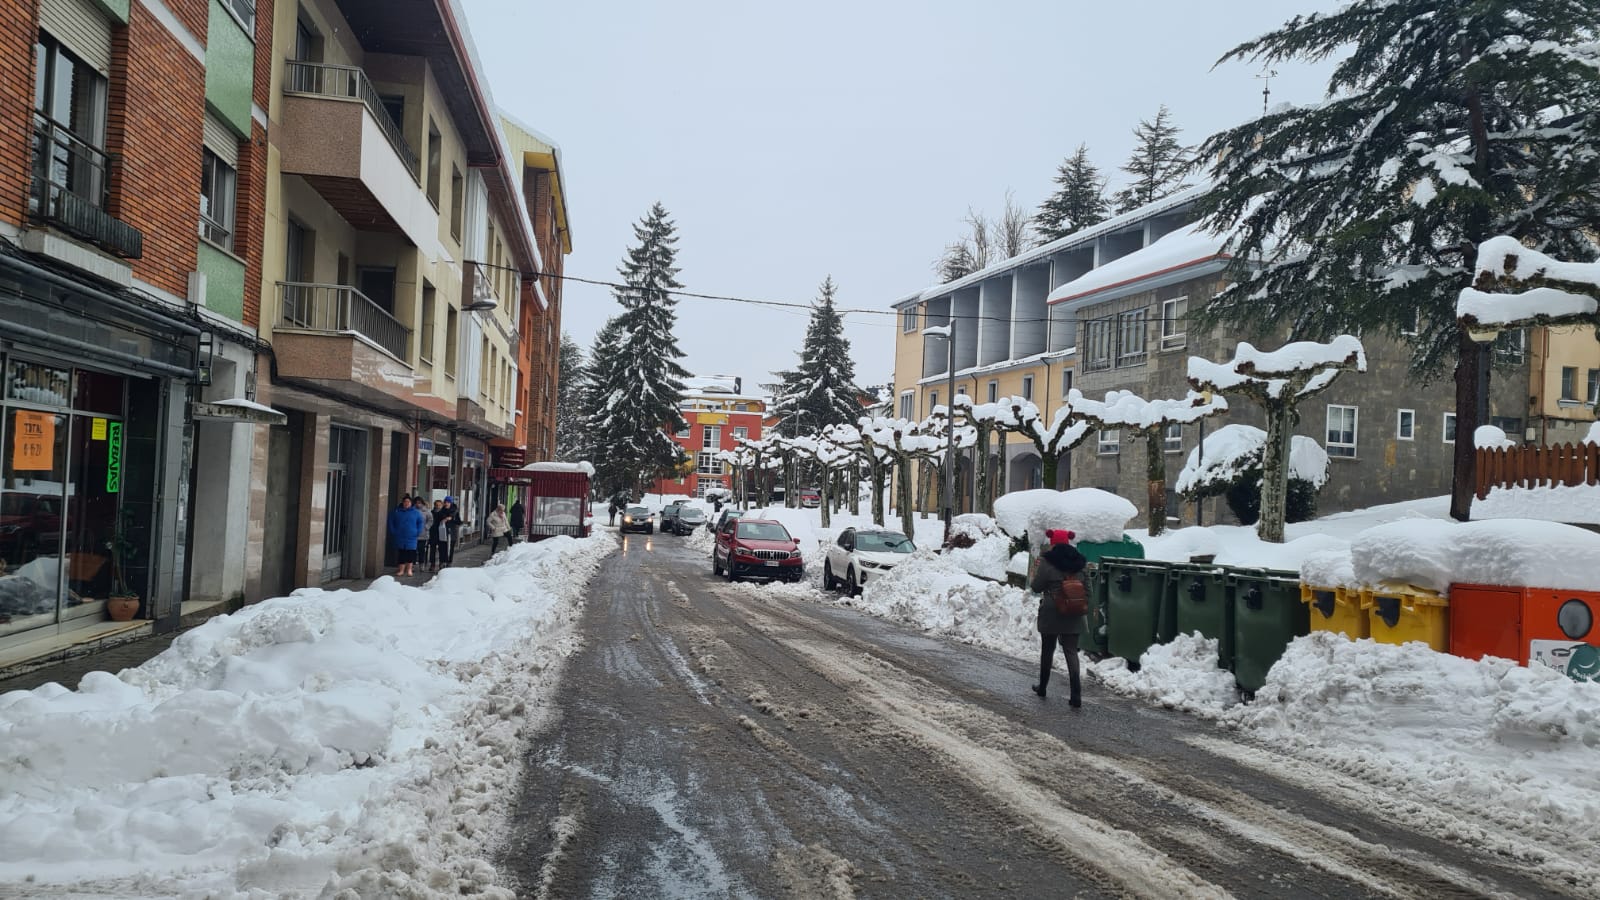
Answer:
248 0 537 596
1528 327 1600 446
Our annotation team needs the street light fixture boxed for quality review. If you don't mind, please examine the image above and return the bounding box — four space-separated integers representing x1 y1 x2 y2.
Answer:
923 321 957 534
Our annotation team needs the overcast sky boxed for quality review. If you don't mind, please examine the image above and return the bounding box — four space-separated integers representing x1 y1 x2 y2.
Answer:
459 0 1338 396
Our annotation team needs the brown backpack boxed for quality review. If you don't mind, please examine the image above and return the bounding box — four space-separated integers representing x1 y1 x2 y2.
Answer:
1054 576 1088 617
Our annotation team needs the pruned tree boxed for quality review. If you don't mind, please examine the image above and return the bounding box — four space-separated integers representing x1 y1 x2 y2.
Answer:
1074 389 1230 536
830 422 893 526
993 395 1095 491
1192 1 1600 521
1187 337 1367 543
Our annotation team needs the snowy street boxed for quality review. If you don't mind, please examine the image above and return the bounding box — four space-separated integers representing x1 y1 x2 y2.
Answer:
498 530 1578 899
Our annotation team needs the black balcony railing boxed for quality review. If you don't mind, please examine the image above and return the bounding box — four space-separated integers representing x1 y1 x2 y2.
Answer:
29 114 143 258
278 282 411 362
283 61 420 180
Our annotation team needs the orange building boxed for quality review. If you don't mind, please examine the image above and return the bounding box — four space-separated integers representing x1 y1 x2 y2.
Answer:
655 376 766 498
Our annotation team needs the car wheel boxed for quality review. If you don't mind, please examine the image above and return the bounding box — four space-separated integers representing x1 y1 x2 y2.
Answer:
848 566 862 597
823 561 835 590
712 551 723 576
726 559 737 583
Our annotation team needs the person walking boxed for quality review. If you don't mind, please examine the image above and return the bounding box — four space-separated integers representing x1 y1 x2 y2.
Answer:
386 495 427 578
486 503 511 555
1030 529 1087 707
422 499 443 569
429 499 453 570
607 497 620 527
441 496 461 566
508 499 525 545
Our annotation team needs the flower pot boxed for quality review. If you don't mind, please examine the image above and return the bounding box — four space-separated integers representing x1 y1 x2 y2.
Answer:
106 596 139 622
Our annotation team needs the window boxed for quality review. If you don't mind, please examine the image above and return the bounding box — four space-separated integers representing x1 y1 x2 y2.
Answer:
1061 369 1072 398
426 119 442 207
449 165 463 242
418 284 436 365
225 0 256 33
703 425 720 450
1327 405 1358 457
1021 376 1034 401
734 426 748 440
735 403 748 412
1589 369 1600 405
1495 328 1526 364
198 149 236 250
1443 413 1457 444
1160 296 1187 350
32 35 109 213
1396 408 1414 441
1116 309 1148 367
1561 366 1578 402
675 421 690 438
293 17 317 62
899 392 914 419
1490 416 1523 439
928 391 938 413
956 385 966 396
902 306 918 333
1083 316 1114 372
986 380 998 403
1163 422 1183 453
697 451 722 475
1098 428 1120 455
444 305 459 377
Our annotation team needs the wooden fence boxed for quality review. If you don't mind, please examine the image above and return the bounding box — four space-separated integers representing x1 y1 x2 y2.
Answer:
1475 442 1600 498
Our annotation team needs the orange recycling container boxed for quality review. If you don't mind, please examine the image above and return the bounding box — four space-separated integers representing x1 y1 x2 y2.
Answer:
1523 589 1600 683
1447 584 1523 663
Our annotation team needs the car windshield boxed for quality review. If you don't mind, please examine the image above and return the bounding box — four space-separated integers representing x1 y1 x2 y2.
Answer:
626 506 648 516
680 509 704 521
736 522 791 542
857 532 914 553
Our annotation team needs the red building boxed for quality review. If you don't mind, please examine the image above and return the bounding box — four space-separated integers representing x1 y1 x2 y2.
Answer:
655 376 765 498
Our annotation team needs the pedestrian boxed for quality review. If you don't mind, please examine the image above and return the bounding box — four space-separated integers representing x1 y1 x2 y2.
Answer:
430 498 454 570
386 495 427 578
486 503 511 555
442 496 461 564
1030 529 1086 707
607 497 620 527
423 499 443 569
508 499 525 544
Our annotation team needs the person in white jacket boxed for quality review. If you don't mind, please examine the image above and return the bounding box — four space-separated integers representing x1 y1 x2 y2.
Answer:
486 503 511 555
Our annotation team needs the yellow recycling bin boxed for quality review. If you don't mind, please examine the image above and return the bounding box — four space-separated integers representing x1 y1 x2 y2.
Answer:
1299 584 1369 640
1360 583 1449 651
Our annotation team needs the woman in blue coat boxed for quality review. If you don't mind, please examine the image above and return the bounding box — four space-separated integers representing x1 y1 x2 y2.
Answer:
386 495 427 577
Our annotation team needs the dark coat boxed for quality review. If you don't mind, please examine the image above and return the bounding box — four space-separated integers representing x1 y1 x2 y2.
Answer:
387 505 427 548
1031 544 1087 636
508 501 525 531
429 507 453 542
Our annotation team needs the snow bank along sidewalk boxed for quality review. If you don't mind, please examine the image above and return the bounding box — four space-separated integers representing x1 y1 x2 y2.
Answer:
0 532 613 898
824 535 1600 886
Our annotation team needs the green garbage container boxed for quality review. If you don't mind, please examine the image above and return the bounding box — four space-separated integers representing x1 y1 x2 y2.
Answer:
1103 558 1174 668
1228 568 1310 694
1080 564 1110 656
1169 562 1234 670
1077 535 1145 565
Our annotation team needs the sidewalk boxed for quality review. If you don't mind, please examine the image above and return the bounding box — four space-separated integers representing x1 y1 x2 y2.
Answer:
0 540 499 696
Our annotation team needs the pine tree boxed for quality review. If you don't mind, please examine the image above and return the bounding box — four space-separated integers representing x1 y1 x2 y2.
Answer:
1112 105 1191 214
1035 144 1109 243
578 316 629 496
553 332 586 463
770 276 862 436
1191 0 1600 520
583 202 692 496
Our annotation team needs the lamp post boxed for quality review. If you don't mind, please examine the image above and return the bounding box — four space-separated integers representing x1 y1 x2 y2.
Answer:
923 320 957 533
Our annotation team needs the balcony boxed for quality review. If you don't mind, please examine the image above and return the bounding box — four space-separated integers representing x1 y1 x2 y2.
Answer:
280 62 437 247
28 114 143 259
274 282 420 411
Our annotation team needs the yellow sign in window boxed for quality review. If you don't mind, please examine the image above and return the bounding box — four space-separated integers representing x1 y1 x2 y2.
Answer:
92 417 108 440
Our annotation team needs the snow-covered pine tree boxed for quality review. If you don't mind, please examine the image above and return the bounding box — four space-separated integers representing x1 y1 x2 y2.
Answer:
586 202 692 496
1035 144 1109 243
1111 105 1191 214
1191 0 1600 521
578 316 629 496
553 332 586 463
769 276 862 437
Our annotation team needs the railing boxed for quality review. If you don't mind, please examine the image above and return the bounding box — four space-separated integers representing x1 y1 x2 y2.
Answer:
282 61 420 179
29 114 143 258
1475 442 1600 499
278 282 411 362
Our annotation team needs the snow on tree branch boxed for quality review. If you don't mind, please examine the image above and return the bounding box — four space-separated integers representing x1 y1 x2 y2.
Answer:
1457 236 1600 329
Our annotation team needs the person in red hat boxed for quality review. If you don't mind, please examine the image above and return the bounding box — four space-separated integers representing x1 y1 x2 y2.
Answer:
1030 528 1086 706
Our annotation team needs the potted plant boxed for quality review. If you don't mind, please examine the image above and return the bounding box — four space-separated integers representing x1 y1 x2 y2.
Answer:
105 508 140 621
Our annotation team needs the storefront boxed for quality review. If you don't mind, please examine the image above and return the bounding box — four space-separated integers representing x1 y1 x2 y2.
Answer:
0 252 197 648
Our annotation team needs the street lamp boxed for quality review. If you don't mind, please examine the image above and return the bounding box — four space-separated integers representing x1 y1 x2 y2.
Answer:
924 321 957 533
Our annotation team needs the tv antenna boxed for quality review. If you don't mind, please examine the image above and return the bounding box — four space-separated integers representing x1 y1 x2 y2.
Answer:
1256 66 1279 115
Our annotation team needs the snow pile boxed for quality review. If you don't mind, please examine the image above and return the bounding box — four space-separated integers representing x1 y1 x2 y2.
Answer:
1587 421 1600 445
1175 424 1330 494
1348 518 1600 593
0 534 613 896
1478 483 1600 525
942 514 1012 581
1474 425 1516 449
993 488 1137 546
851 552 1037 658
1090 634 1239 714
1226 633 1600 849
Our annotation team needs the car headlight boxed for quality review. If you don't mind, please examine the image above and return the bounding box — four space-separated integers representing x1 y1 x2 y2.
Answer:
623 516 632 523
735 547 756 558
788 550 802 559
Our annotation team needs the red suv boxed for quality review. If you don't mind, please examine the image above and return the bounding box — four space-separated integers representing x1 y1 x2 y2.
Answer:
712 518 804 583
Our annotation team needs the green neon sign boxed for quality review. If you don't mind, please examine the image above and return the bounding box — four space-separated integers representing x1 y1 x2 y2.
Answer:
106 421 122 494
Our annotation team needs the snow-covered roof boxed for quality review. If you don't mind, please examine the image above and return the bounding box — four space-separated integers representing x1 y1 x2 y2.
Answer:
1046 221 1232 307
521 461 595 475
682 391 763 404
916 349 1074 386
682 374 742 394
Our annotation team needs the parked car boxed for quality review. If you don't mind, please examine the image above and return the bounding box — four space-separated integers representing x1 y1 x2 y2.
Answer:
798 488 821 508
619 505 654 534
712 509 740 535
824 527 916 595
667 506 705 535
712 518 804 582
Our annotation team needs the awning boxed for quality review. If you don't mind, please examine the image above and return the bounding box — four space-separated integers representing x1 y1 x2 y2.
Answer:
191 399 288 425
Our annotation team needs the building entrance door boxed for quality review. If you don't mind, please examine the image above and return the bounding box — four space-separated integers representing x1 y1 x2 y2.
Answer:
322 426 360 581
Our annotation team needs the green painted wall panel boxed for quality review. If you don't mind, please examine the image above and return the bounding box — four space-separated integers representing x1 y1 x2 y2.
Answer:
91 0 129 24
205 0 254 136
198 242 246 321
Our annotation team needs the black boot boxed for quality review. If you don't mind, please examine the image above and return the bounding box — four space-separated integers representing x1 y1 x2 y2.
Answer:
1068 678 1082 708
1031 683 1046 698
